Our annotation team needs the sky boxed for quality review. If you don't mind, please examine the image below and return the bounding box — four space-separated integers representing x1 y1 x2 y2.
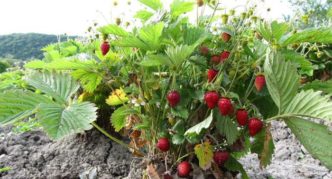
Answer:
0 0 293 36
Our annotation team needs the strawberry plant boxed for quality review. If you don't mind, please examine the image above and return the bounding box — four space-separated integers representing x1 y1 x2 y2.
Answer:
1 0 332 178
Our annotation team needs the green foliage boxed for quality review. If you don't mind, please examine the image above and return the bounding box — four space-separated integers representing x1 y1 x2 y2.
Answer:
303 80 332 94
281 49 313 76
283 90 332 121
25 71 80 104
184 112 213 137
216 116 239 145
139 0 163 11
0 33 76 60
37 102 97 139
135 10 154 22
0 90 53 124
285 118 332 169
0 167 11 173
224 156 249 179
170 0 194 18
0 71 97 140
97 25 129 37
251 126 275 167
71 69 103 93
111 106 137 132
264 51 299 114
0 70 25 92
281 28 332 46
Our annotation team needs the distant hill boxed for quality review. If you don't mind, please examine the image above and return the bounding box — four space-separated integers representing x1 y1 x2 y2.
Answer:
0 33 77 60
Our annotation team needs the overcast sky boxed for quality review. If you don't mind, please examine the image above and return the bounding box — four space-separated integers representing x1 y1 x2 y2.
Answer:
0 0 292 36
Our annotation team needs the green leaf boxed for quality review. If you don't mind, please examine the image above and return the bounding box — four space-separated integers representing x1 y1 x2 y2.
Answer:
113 36 150 50
224 156 249 179
282 50 313 76
165 45 195 67
281 28 332 46
139 54 172 66
194 142 214 170
37 101 97 140
328 7 332 18
135 10 154 22
302 80 332 94
71 69 103 93
285 118 332 169
216 116 239 145
97 24 129 37
172 120 186 144
138 0 162 11
183 27 207 45
283 90 332 121
185 112 213 137
138 22 164 50
25 59 95 70
251 125 275 168
0 90 53 125
271 21 289 42
264 51 300 113
170 0 194 18
111 106 136 132
25 71 80 104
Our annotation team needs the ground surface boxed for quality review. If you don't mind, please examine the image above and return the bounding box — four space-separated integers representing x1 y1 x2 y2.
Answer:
0 121 331 179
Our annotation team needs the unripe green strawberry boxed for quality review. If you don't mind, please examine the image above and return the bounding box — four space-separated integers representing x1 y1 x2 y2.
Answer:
248 118 263 136
177 161 191 177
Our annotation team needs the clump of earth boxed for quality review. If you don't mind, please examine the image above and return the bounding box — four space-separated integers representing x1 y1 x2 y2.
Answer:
0 121 331 179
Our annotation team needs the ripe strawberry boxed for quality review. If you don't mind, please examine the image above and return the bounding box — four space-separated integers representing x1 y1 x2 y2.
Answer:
211 55 221 64
218 97 233 116
204 91 219 109
167 90 181 107
248 118 263 136
157 138 170 152
100 41 110 56
163 174 173 179
220 51 230 62
221 32 231 42
213 151 229 166
177 161 191 177
236 109 248 126
207 69 218 82
199 46 209 56
255 74 266 92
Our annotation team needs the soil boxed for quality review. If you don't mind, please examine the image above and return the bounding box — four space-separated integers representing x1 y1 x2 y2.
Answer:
0 121 331 179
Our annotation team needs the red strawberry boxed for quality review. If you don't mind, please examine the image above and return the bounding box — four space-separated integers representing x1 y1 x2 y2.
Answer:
248 118 263 136
218 97 233 116
199 46 209 56
100 41 110 56
163 174 173 179
167 90 181 107
221 32 231 42
255 74 266 92
204 91 219 109
213 151 229 166
207 69 218 82
211 55 221 64
157 138 170 152
220 51 230 62
236 109 248 126
177 161 191 177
